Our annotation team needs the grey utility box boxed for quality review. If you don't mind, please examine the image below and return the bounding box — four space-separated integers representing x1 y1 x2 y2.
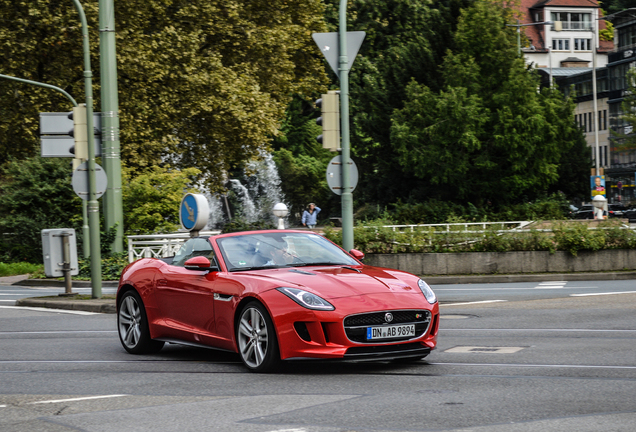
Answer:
42 229 79 278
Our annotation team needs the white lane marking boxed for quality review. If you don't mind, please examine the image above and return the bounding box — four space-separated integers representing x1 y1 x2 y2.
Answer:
538 281 567 285
0 306 98 315
0 330 116 335
434 286 597 291
266 429 307 432
571 291 636 297
29 395 127 405
445 346 526 354
0 300 16 302
440 300 507 306
0 404 6 408
430 362 636 370
441 328 636 333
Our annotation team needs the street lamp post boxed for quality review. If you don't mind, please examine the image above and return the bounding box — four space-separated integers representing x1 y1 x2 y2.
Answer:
591 12 601 176
507 20 554 56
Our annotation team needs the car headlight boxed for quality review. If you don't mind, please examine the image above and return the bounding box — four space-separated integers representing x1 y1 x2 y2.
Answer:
418 279 437 304
277 287 335 311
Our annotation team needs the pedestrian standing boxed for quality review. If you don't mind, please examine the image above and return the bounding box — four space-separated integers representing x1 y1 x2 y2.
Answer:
301 203 321 229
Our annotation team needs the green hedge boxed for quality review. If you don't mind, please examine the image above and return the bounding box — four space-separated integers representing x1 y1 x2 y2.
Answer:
323 220 636 257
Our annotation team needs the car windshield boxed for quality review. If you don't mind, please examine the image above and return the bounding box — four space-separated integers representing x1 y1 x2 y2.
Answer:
216 232 359 272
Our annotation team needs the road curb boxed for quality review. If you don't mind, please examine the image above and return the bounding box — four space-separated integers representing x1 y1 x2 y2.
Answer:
12 279 119 288
424 271 636 285
15 297 117 314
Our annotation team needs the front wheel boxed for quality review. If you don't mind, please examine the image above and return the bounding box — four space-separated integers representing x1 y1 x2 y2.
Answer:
118 290 164 354
236 302 280 372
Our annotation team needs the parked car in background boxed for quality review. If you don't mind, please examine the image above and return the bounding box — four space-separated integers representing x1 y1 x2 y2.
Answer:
573 204 595 219
608 203 627 218
623 207 636 222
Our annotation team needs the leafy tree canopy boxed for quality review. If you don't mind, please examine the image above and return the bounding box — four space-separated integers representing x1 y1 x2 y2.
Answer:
0 0 328 191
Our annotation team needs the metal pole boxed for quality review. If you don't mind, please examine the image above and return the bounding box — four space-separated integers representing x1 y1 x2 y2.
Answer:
99 0 124 253
71 0 102 298
0 74 77 107
62 234 73 294
339 0 354 252
517 20 521 55
592 16 600 175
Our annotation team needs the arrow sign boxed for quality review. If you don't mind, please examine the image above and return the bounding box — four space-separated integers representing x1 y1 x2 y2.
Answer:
311 31 366 78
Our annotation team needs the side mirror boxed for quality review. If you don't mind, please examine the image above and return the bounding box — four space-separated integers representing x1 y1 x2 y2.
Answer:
184 256 219 271
349 249 365 261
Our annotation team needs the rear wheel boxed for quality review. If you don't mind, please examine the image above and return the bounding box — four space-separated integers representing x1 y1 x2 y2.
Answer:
118 290 164 354
236 302 280 372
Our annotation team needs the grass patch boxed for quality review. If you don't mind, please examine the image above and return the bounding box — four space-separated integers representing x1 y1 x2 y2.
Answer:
0 262 43 277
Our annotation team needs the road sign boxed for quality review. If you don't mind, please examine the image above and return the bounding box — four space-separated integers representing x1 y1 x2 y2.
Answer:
326 155 359 196
311 32 366 78
40 112 101 135
72 162 108 200
41 136 102 158
180 193 209 232
40 112 102 158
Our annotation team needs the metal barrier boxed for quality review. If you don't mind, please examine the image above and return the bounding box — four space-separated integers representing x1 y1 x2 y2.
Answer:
127 231 221 262
376 221 533 232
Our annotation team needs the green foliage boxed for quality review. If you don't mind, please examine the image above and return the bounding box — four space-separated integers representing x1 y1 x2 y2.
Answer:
0 262 43 277
271 96 339 221
0 0 328 192
122 166 200 235
77 252 129 281
387 194 571 225
0 157 82 263
322 219 636 256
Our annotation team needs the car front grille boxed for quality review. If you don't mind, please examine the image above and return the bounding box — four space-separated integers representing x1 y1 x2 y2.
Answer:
343 310 431 343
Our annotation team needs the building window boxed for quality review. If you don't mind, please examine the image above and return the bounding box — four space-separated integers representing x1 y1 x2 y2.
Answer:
589 112 593 132
551 12 591 30
552 39 570 50
603 109 607 130
574 38 591 51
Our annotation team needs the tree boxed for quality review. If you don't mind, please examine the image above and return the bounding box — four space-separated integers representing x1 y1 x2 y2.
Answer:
271 96 336 220
391 1 577 207
0 157 82 263
122 166 201 235
0 0 328 191
322 0 472 205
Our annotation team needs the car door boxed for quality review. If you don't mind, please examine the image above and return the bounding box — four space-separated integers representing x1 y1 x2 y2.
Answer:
155 238 218 338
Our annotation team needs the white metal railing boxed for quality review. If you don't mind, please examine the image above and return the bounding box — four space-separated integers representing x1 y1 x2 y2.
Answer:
127 231 221 263
374 221 533 233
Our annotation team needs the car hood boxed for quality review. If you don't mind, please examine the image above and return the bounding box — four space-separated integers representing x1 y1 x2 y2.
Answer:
238 266 419 299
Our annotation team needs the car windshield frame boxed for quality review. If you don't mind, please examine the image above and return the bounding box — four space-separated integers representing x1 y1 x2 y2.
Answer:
215 232 359 272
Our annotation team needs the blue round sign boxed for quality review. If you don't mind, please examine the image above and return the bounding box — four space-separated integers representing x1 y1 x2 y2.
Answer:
179 194 209 232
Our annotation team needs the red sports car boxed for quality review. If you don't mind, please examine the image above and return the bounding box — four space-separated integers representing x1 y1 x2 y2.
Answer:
117 230 439 372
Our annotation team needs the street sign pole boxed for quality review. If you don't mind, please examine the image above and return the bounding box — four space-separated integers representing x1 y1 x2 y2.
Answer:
99 0 124 254
72 0 102 299
339 0 354 252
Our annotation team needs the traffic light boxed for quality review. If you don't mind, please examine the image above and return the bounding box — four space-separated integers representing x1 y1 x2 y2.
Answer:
316 91 340 151
68 104 88 162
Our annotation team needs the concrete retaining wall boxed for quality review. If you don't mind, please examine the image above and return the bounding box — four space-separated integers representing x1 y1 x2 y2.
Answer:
365 249 636 276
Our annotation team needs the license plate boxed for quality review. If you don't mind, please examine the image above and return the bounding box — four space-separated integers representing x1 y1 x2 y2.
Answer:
366 324 415 340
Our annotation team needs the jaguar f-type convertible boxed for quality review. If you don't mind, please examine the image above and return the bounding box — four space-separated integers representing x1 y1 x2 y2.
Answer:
117 230 439 372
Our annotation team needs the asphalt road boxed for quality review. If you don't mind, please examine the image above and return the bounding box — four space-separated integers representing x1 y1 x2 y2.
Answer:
0 280 635 431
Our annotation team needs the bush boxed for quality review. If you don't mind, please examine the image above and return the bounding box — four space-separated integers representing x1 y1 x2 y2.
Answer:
322 219 636 256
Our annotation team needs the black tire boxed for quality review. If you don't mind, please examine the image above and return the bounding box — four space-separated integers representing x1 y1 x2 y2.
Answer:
236 301 280 372
117 290 164 354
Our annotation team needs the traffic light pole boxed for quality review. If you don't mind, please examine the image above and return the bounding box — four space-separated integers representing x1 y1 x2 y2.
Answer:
72 0 102 298
99 0 124 254
339 0 354 252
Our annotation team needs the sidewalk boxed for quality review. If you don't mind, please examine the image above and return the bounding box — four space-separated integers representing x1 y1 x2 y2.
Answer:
4 270 636 314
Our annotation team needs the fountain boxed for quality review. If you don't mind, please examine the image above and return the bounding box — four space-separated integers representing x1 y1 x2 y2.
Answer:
204 152 288 229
